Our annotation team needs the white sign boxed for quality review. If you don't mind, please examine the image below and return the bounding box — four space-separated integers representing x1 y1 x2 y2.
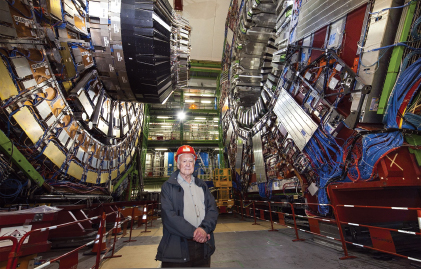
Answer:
0 225 32 247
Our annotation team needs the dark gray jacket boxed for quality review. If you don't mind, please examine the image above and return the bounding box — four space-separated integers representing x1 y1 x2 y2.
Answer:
156 170 218 263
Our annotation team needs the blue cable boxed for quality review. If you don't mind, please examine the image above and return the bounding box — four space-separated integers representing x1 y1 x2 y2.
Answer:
369 0 419 15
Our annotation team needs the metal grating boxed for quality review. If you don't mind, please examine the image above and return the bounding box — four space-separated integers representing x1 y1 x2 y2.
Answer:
273 89 318 151
252 131 266 183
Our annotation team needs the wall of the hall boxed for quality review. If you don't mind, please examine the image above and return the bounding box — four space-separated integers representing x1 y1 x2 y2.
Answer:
171 0 230 61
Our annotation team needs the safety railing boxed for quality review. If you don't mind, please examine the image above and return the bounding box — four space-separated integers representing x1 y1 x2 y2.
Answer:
29 211 120 269
336 204 421 264
3 202 159 269
233 200 355 259
233 200 421 261
0 236 19 269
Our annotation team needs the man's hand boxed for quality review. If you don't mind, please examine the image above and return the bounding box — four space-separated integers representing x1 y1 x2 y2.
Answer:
193 227 207 243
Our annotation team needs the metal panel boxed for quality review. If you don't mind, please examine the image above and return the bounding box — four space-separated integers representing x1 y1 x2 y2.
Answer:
0 60 18 100
44 142 66 168
273 89 318 150
11 57 33 78
225 122 234 147
294 0 369 42
68 162 83 180
13 107 44 144
235 138 243 170
252 131 266 183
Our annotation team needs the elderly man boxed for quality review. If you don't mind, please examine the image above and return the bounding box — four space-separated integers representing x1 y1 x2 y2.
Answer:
156 145 218 267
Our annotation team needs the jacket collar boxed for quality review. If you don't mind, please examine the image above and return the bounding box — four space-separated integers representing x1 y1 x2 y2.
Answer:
167 170 205 188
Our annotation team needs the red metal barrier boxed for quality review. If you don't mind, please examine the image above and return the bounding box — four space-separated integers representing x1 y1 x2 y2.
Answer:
124 207 137 243
0 236 18 269
336 204 421 263
232 199 421 263
141 204 151 234
12 211 118 269
252 201 259 226
105 209 124 260
290 202 355 259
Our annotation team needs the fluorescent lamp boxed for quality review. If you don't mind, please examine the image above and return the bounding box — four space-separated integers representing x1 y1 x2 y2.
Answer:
213 121 219 123
177 111 186 120
155 148 168 150
157 116 170 119
185 99 195 103
201 100 212 104
201 94 214 97
213 118 219 120
195 117 206 120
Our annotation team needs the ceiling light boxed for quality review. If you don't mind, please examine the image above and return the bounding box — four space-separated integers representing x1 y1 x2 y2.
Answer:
157 116 170 119
213 118 219 120
155 134 164 135
201 94 214 97
177 111 186 120
201 100 212 104
155 148 168 150
185 99 195 103
195 117 206 120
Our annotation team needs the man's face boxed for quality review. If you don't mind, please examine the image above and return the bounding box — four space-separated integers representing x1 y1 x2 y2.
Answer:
177 153 195 177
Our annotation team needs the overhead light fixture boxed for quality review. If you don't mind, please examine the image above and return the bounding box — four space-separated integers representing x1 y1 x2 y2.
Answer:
201 100 212 104
177 111 186 120
155 148 168 150
155 134 164 135
214 148 220 150
157 116 170 119
201 94 214 97
213 120 219 123
195 117 206 120
185 99 195 103
213 118 219 120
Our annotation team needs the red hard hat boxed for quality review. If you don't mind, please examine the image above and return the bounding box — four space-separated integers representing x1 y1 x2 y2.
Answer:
175 145 197 162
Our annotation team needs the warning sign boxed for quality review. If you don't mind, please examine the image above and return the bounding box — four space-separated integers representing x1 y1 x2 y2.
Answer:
0 225 32 247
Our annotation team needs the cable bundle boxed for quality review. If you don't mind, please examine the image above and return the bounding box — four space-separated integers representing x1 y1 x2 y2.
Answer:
303 128 343 215
384 57 421 129
258 182 266 198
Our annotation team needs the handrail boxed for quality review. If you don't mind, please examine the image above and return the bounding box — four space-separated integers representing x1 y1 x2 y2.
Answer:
0 236 18 269
234 199 421 262
12 211 117 269
336 204 421 263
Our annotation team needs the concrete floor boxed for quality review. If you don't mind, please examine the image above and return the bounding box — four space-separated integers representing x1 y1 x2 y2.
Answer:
39 214 416 268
